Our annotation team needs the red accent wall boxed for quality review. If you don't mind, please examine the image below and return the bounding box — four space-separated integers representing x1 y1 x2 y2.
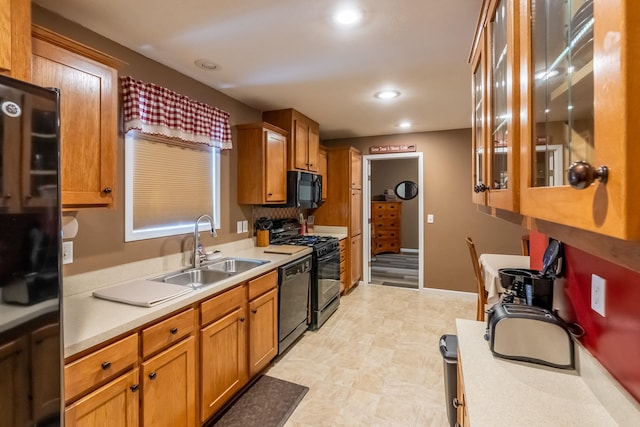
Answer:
529 230 640 403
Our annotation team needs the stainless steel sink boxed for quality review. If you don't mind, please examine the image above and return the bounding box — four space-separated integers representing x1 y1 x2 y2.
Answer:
204 258 270 274
152 269 234 288
150 258 270 288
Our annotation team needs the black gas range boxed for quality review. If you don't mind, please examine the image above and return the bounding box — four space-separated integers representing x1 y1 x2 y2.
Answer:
270 223 341 330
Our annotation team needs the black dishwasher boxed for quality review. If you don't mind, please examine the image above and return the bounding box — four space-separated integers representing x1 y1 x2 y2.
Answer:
277 254 312 355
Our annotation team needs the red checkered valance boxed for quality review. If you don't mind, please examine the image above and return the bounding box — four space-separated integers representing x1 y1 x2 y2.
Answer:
121 76 232 150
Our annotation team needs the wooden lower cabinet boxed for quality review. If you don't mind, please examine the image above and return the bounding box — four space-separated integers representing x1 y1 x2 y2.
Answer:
456 353 469 427
249 287 278 377
339 238 347 294
200 306 248 423
141 337 196 427
65 369 139 427
64 270 281 426
350 233 362 288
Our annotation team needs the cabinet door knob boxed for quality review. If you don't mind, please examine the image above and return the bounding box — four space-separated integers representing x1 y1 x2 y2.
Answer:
103 187 113 194
3 193 11 199
453 397 463 408
148 372 157 380
251 309 258 314
170 327 178 334
130 384 140 392
239 317 245 322
473 183 487 193
101 361 111 370
568 161 609 190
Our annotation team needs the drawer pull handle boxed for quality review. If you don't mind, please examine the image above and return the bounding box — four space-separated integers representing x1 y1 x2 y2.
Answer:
101 361 111 370
149 372 157 380
130 384 140 392
170 327 178 334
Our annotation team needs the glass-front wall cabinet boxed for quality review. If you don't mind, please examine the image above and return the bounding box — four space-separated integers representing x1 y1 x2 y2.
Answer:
471 0 519 210
471 30 486 205
531 0 594 188
520 0 640 239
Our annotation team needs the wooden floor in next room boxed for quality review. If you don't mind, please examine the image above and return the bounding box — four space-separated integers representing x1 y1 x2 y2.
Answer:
370 252 420 289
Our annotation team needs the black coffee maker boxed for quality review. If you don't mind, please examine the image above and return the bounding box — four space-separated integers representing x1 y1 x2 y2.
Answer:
498 239 563 311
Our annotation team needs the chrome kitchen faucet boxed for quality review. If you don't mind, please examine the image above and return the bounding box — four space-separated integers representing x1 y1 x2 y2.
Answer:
193 214 217 268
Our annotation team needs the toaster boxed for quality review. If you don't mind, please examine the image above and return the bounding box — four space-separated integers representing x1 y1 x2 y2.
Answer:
485 303 574 369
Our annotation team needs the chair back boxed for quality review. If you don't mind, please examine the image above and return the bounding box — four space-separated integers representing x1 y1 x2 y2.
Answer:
521 234 530 256
466 237 487 321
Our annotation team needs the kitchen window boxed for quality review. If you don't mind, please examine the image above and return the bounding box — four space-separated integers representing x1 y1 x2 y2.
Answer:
124 131 220 241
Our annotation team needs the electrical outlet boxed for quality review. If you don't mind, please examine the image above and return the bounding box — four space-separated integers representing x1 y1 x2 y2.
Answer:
63 241 73 264
427 214 434 224
236 221 243 234
591 274 606 317
242 220 248 232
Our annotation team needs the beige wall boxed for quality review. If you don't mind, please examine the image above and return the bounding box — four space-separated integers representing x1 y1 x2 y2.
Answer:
371 158 419 249
33 6 260 276
324 130 527 292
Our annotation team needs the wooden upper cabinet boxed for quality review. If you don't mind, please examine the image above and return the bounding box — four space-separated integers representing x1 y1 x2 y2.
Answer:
470 0 520 211
263 108 320 172
236 122 288 204
318 146 328 200
0 0 31 81
518 0 640 240
31 25 121 209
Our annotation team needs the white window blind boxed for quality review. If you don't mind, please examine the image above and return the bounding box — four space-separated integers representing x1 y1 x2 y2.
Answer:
125 131 220 241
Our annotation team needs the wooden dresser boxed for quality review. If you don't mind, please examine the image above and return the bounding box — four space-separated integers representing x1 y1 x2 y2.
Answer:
371 201 401 255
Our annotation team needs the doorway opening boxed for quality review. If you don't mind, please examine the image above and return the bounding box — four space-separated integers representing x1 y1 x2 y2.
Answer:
362 153 424 290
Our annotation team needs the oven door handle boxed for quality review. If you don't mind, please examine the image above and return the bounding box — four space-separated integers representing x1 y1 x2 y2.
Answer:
317 251 340 263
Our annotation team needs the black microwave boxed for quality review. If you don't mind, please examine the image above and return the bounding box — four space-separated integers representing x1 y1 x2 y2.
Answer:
286 171 323 208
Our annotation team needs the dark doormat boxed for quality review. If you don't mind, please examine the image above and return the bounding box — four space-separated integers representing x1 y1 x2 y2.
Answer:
212 375 309 427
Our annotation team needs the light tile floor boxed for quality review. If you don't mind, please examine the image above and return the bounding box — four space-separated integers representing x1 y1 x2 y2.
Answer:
266 284 476 427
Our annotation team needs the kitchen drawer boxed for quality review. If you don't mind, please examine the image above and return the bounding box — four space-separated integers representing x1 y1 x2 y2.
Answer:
141 308 195 358
375 230 399 240
374 239 400 254
64 334 138 402
201 284 246 326
374 219 400 229
340 261 346 274
248 270 277 301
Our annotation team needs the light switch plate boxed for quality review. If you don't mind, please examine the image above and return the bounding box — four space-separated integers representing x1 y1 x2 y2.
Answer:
591 274 606 317
236 221 243 234
427 214 434 224
63 241 73 264
242 220 248 232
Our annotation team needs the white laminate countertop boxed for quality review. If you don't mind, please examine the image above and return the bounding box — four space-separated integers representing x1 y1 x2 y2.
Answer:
63 244 312 358
456 319 637 426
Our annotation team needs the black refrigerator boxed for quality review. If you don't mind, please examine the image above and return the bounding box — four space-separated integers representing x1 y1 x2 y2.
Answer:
0 74 62 426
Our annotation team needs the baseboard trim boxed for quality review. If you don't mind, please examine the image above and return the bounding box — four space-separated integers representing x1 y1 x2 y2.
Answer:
420 287 477 301
400 248 419 254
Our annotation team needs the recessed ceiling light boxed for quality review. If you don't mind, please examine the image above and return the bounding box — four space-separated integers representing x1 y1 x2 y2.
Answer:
333 7 363 26
398 121 412 129
374 90 401 100
194 59 218 70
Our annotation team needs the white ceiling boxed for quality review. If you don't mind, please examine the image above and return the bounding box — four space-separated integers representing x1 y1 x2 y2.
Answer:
33 0 482 140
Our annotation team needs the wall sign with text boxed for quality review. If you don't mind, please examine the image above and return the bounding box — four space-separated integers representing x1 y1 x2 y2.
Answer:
369 144 416 154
